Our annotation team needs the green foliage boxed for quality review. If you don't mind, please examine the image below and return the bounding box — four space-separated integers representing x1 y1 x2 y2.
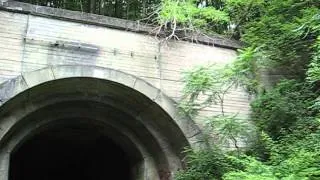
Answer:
307 36 320 83
224 128 320 179
223 156 277 180
180 64 233 116
225 47 261 94
267 122 320 165
175 148 240 180
177 129 320 180
224 129 320 179
180 47 261 115
241 1 320 77
182 65 219 99
175 1 320 180
180 60 256 150
160 0 230 24
223 0 265 38
205 114 252 150
158 0 229 36
178 47 258 180
177 1 320 178
275 150 320 179
250 80 317 139
157 0 267 38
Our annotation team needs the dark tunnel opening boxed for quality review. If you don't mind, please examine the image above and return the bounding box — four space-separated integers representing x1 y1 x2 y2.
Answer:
9 122 133 180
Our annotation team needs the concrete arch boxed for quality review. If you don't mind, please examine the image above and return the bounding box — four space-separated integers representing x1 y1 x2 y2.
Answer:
0 65 205 180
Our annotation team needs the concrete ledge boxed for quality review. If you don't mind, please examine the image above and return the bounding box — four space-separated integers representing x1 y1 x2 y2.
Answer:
0 0 241 49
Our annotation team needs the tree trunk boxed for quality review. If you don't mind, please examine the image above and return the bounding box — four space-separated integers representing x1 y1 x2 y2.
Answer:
90 0 96 13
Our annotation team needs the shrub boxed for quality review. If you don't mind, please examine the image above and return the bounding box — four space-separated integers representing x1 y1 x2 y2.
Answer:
175 148 241 180
250 80 317 139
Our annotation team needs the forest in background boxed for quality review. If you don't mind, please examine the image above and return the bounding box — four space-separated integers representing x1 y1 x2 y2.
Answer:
14 0 320 179
17 0 158 20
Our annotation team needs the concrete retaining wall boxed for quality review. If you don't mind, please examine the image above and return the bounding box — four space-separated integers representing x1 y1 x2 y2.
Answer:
0 2 251 128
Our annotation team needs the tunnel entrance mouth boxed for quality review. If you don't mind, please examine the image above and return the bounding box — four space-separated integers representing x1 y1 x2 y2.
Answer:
0 72 201 180
9 119 135 180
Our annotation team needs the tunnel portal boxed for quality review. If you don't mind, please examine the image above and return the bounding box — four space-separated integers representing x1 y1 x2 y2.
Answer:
0 66 203 180
10 120 132 180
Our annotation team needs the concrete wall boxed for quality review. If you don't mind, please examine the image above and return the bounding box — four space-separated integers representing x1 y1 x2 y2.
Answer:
0 3 251 127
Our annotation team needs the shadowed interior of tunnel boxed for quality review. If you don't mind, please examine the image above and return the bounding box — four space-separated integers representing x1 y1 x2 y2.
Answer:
9 121 135 180
0 76 195 180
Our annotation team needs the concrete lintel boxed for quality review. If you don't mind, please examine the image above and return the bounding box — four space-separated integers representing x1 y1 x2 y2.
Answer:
53 65 113 80
51 65 137 88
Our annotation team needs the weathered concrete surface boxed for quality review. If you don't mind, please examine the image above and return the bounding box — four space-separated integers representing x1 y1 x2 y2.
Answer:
0 2 252 179
0 66 204 180
0 4 251 122
0 1 242 49
0 65 203 146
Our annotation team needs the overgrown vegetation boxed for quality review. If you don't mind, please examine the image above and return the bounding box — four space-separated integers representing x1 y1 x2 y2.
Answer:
173 0 320 180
